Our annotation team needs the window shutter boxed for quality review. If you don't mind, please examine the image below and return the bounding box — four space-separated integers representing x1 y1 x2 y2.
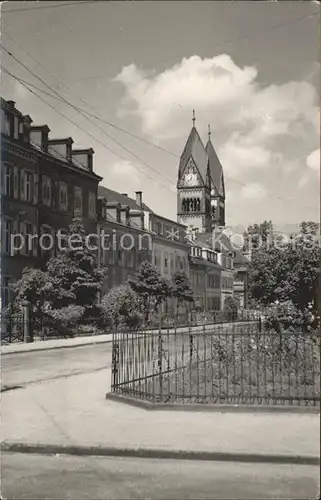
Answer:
32 224 38 257
20 169 25 201
33 173 38 204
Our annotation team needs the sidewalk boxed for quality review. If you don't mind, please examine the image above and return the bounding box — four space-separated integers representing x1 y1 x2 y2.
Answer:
0 333 112 355
1 368 320 464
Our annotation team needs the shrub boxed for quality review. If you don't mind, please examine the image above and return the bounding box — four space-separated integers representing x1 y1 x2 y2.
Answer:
265 301 317 334
100 284 142 330
44 305 85 337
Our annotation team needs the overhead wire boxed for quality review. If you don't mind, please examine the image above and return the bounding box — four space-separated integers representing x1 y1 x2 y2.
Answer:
1 34 319 211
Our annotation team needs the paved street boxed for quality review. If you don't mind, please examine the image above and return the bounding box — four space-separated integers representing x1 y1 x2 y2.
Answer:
2 452 319 500
1 342 113 388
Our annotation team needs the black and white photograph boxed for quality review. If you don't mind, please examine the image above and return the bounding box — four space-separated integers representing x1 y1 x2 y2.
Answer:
0 1 320 499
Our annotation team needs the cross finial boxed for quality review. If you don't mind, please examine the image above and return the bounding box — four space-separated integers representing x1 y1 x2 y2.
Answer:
208 124 211 140
192 109 195 127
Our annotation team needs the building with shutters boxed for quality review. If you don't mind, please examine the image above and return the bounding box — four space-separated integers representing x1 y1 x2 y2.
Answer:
1 98 102 307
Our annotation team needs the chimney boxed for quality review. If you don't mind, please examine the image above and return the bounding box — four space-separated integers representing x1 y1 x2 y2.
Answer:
72 148 94 171
6 100 16 110
135 191 142 208
30 125 50 152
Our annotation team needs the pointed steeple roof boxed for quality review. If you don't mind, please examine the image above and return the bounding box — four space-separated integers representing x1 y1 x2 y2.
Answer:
206 135 225 197
179 121 209 183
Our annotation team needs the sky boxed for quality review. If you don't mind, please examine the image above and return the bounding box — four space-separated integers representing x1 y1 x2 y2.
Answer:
1 0 320 228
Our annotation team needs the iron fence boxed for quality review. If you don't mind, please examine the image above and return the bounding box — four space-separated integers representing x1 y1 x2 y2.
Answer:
0 313 104 344
111 322 320 407
0 308 259 344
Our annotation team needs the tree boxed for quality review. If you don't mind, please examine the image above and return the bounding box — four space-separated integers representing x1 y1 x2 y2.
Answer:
10 219 108 335
45 219 107 313
11 268 53 318
171 270 194 317
100 284 142 330
128 261 172 322
243 220 273 253
249 221 320 313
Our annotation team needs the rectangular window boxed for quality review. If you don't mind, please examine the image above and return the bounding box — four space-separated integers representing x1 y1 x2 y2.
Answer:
88 191 96 219
42 176 52 206
25 223 33 255
4 220 12 253
40 225 55 257
74 186 82 216
2 277 12 308
3 164 13 197
25 171 34 202
59 182 68 212
2 111 11 136
13 116 19 139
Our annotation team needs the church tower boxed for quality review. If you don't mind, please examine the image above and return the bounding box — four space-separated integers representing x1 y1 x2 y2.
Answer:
177 113 226 232
177 111 212 233
206 125 225 227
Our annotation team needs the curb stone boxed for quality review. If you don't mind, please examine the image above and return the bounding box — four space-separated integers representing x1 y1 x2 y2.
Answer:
1 442 320 466
105 392 321 414
0 338 113 356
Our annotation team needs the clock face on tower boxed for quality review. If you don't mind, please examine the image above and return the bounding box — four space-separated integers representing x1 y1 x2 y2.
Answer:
183 162 198 186
184 172 198 186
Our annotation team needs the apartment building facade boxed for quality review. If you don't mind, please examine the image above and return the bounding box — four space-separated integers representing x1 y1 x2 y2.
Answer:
1 98 102 306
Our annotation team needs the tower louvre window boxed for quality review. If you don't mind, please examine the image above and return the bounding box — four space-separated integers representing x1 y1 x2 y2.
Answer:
182 197 201 213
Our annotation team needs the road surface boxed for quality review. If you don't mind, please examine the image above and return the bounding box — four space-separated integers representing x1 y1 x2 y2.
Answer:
1 342 113 388
2 452 319 500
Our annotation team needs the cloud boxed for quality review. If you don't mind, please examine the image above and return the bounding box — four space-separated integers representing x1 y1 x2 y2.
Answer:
114 54 319 221
298 175 310 189
108 160 142 191
114 55 258 140
241 183 266 200
307 149 320 171
115 55 318 142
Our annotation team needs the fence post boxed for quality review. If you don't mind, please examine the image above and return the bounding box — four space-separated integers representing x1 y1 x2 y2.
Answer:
158 325 163 401
23 304 29 343
111 330 119 391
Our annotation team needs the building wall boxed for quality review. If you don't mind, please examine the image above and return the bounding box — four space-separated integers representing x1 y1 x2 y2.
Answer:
190 258 222 312
1 98 102 305
1 107 39 303
99 219 153 293
233 268 249 309
221 268 235 308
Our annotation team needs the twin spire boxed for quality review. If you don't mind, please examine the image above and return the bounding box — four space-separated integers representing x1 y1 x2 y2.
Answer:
192 109 211 141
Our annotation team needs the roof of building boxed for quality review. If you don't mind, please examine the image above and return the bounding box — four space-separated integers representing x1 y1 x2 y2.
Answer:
234 249 250 266
195 231 234 254
98 186 153 212
206 139 224 197
179 126 209 183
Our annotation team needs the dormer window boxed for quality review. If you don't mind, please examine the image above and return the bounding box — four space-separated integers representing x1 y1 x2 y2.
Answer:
13 116 19 139
1 110 10 136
